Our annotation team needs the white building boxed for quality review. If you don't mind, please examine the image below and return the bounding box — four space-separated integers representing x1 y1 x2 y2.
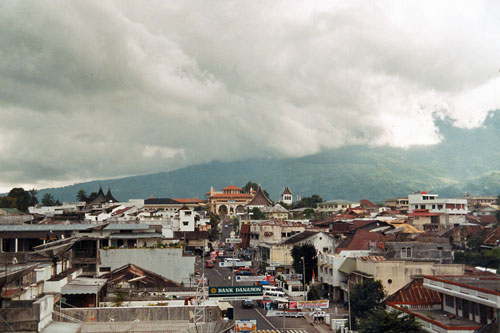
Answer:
281 186 293 206
408 192 468 226
316 200 359 215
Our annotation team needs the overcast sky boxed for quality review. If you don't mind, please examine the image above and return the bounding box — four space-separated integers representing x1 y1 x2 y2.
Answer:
1 0 500 193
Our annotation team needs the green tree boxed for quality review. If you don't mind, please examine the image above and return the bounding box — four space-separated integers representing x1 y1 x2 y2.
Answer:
232 217 240 233
76 189 88 203
241 181 270 198
291 244 318 284
41 193 56 206
292 194 323 209
358 309 422 333
350 279 385 329
251 207 266 220
28 189 38 205
0 196 16 209
208 214 220 242
7 187 33 212
307 285 320 300
467 236 483 252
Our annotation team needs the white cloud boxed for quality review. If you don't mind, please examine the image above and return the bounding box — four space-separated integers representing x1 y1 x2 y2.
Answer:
0 0 499 189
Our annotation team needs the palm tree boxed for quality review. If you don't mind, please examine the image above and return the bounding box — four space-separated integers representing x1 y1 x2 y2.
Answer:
76 189 88 203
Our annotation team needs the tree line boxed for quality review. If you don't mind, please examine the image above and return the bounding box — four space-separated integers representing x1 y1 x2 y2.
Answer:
0 188 61 212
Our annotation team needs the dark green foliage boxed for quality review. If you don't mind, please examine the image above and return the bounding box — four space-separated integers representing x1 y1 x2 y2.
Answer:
0 187 38 212
350 279 385 329
307 286 320 300
76 189 88 203
242 181 270 199
291 244 317 284
467 236 483 252
208 214 220 241
292 194 323 209
251 207 266 220
42 193 56 206
454 248 500 270
358 309 422 333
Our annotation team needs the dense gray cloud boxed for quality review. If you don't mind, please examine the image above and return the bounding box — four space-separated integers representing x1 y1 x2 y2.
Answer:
1 0 500 191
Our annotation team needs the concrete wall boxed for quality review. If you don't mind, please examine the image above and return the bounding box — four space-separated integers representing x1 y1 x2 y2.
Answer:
355 259 464 296
0 295 54 332
99 248 195 284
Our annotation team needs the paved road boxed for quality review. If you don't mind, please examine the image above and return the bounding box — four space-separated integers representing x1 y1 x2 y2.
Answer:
196 219 319 333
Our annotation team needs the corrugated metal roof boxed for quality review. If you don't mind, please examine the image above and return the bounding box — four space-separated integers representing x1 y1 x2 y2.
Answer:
0 224 102 232
104 223 150 231
109 233 163 239
338 258 356 274
61 278 107 295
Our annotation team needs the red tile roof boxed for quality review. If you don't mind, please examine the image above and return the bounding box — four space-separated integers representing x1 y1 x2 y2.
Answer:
209 193 253 198
174 198 204 204
483 226 500 246
360 199 376 208
222 185 242 191
480 215 498 225
385 277 441 305
344 229 387 251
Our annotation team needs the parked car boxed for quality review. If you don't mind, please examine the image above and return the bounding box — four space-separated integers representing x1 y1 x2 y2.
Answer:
205 259 214 268
242 300 255 309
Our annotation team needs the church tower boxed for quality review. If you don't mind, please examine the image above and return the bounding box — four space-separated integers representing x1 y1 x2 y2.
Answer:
281 186 293 205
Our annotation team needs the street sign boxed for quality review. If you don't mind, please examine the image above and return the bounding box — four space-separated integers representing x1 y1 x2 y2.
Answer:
266 266 275 271
270 262 281 267
266 310 306 317
226 238 242 243
208 286 263 300
235 275 268 282
220 261 251 267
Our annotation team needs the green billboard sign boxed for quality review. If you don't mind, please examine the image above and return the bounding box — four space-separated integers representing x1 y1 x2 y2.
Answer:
208 286 263 297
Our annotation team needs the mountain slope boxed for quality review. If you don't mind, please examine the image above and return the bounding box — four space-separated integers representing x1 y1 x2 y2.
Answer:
37 111 500 203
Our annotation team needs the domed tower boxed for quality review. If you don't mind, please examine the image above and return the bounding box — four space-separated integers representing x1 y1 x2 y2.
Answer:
281 186 293 205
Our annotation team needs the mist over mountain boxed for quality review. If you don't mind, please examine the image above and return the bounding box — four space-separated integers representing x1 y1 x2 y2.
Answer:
37 111 500 203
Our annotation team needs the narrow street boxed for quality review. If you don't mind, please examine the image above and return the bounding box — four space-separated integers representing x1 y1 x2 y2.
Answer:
196 219 320 333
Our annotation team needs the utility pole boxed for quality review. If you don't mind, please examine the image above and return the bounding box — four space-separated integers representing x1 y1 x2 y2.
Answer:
302 256 306 301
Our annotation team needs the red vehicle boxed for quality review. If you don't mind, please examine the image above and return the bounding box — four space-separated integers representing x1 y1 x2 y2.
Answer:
205 259 214 268
218 250 225 257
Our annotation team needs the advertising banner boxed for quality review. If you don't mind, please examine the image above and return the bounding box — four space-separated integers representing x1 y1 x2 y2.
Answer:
235 319 257 332
289 300 329 309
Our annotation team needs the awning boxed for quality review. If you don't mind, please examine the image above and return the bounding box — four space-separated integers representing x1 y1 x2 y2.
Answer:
338 258 356 274
109 233 163 239
61 277 107 295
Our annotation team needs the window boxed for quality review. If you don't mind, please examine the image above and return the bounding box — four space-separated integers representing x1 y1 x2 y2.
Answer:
445 295 454 308
401 247 412 258
183 221 189 226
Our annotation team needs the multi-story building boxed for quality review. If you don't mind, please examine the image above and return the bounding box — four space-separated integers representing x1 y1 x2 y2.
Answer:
387 275 500 332
206 185 253 216
316 200 359 215
408 192 468 227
